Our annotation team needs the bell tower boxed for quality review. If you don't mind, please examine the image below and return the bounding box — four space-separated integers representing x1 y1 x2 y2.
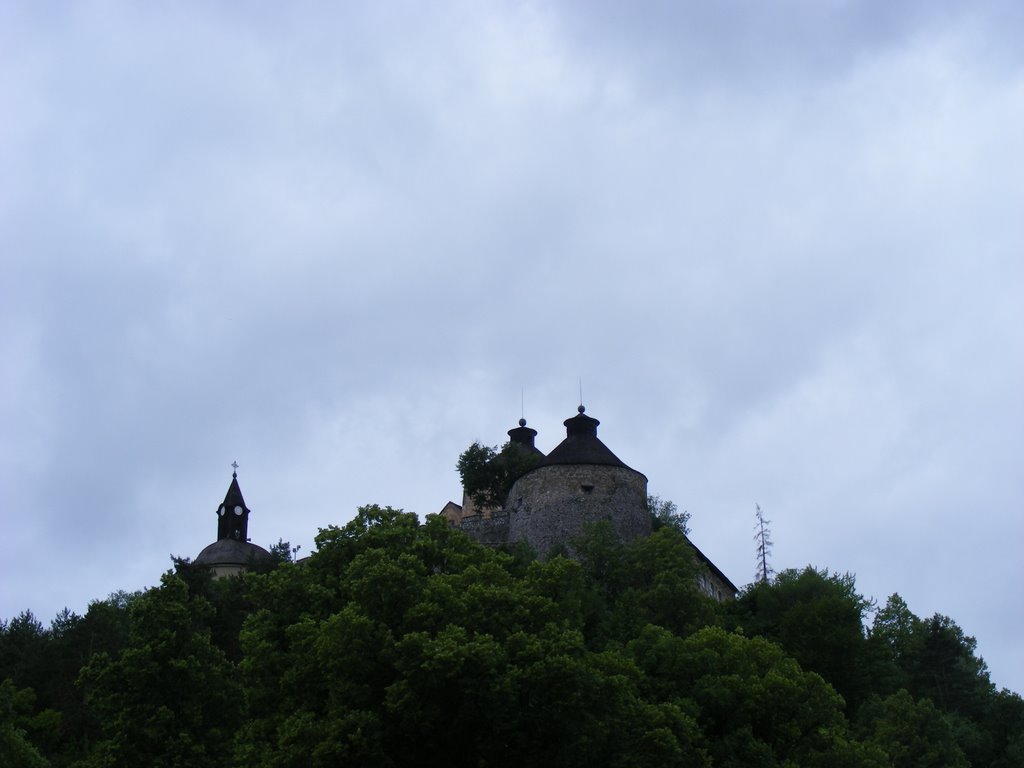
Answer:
215 462 251 542
195 462 270 577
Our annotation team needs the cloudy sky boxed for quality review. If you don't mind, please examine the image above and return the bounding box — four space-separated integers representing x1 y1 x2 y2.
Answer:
2 1 1021 692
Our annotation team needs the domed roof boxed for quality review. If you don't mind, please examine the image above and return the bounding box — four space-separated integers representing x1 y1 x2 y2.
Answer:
194 538 271 568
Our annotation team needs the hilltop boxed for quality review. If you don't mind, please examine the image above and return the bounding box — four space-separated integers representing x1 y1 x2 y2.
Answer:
2 506 1021 767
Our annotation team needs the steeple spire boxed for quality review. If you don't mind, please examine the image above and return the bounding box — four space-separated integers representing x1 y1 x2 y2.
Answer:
216 465 251 542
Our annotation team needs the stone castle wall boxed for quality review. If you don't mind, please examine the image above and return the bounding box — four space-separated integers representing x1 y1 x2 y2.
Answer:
506 464 650 558
457 512 510 547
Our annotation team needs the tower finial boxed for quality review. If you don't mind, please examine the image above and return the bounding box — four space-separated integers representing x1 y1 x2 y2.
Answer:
579 377 584 412
231 460 239 477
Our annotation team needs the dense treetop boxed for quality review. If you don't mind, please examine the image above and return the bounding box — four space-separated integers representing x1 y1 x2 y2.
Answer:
2 506 1021 767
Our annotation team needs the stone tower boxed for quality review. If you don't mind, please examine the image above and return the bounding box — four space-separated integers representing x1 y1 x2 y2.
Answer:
506 405 650 557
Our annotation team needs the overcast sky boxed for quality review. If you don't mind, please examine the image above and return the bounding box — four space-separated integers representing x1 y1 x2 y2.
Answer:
2 1 1022 693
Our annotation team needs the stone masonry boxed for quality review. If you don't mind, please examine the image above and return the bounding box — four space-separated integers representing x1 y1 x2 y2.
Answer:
506 463 649 558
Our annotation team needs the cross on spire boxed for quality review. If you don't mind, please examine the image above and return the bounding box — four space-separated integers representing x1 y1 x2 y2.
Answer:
231 460 239 476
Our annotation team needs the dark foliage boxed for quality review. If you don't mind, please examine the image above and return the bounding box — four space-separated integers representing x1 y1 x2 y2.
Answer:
2 510 1020 767
647 494 691 535
456 441 541 509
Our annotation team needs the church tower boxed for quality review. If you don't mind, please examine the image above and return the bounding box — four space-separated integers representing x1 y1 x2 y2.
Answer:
194 464 270 577
216 464 250 542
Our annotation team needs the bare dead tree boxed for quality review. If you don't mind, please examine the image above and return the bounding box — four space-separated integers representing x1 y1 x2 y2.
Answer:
754 503 773 584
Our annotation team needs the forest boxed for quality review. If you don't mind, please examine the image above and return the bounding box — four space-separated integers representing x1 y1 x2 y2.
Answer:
2 505 1022 767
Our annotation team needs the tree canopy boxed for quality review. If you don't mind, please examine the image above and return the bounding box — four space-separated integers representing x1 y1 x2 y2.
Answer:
456 441 541 509
2 507 1021 767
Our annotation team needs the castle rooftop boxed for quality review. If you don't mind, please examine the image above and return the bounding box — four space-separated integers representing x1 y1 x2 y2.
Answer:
540 405 641 474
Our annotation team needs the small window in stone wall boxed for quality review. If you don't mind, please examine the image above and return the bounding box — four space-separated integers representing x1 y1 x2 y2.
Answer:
581 484 595 493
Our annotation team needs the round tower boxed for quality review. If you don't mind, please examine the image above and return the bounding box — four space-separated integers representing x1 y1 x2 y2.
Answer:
506 406 650 557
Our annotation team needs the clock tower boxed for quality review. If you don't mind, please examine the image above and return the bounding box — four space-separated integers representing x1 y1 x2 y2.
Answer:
216 463 250 542
195 463 270 577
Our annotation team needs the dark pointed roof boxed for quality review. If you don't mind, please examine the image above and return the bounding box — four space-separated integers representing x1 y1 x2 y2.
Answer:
215 467 252 543
540 406 640 473
221 472 248 514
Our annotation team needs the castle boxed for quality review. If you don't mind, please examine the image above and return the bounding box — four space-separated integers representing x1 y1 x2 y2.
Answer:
194 406 737 600
440 405 737 601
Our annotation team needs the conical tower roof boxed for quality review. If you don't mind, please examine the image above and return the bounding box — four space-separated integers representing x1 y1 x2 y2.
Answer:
540 405 640 473
221 473 248 513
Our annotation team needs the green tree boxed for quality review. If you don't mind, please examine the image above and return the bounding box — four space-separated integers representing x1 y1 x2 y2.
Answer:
456 441 541 509
0 679 50 768
0 610 77 764
236 506 716 767
988 689 1024 768
0 612 48 694
856 689 969 768
868 593 918 694
910 614 993 719
869 594 1022 766
727 567 876 713
620 526 715 642
629 625 886 767
9 497 1017 768
78 574 241 767
871 594 917 660
647 495 690 535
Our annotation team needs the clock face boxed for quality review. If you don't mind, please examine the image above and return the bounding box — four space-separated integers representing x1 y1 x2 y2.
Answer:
218 506 225 516
234 506 243 516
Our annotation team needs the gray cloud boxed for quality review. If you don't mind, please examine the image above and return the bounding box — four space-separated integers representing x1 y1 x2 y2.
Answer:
1 0 1022 692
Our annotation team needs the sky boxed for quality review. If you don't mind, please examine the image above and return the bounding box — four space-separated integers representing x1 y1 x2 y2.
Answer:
1 1 1022 693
